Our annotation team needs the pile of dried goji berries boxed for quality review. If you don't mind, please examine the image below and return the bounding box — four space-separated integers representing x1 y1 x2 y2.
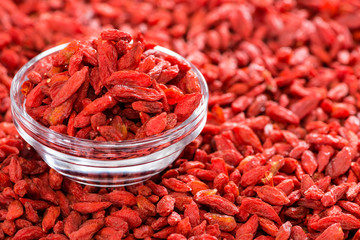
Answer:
2 0 360 239
23 29 202 140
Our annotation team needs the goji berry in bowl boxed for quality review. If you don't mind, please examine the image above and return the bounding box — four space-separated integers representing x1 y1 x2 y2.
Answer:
10 38 208 187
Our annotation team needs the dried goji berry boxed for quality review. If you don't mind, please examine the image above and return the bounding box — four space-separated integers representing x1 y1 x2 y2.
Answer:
12 226 46 240
254 185 290 205
6 200 23 221
42 206 60 232
240 198 282 224
71 202 112 214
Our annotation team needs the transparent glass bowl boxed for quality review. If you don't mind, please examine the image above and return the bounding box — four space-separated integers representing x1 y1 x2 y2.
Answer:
10 43 208 187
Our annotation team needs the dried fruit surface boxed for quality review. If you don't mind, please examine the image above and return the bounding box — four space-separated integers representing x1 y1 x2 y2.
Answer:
3 0 360 239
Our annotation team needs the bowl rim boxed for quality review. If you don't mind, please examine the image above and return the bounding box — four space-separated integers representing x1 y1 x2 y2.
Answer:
10 43 209 150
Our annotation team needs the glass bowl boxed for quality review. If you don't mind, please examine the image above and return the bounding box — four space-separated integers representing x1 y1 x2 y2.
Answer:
10 43 208 187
